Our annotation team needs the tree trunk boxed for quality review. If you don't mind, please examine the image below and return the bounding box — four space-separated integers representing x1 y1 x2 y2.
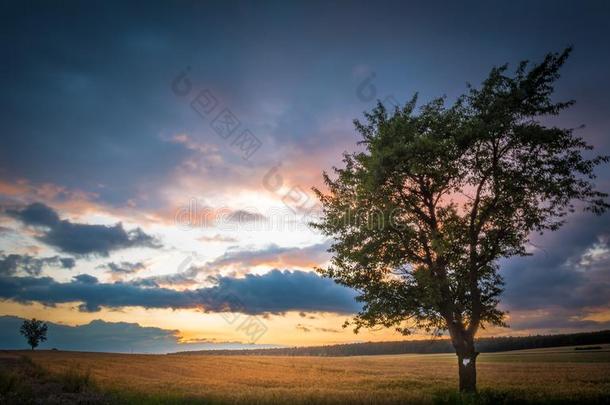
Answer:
457 349 478 393
449 326 479 393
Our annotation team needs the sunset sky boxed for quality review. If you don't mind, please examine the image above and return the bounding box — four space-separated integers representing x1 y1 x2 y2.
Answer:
1 1 610 353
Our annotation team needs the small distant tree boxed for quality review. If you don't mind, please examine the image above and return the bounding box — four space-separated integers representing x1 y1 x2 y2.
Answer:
20 318 48 350
313 49 608 393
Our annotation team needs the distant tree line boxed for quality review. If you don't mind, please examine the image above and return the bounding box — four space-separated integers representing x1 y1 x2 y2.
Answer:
173 330 610 357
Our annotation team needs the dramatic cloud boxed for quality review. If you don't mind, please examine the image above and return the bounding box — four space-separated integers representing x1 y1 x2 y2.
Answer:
0 316 276 353
73 273 99 284
60 257 76 268
7 203 161 255
0 270 360 314
502 214 610 309
0 253 75 276
11 201 61 226
206 243 330 270
100 261 147 275
201 269 357 314
504 307 610 332
498 212 610 331
137 243 331 287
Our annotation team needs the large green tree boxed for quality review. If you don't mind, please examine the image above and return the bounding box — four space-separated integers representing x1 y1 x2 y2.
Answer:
313 49 608 392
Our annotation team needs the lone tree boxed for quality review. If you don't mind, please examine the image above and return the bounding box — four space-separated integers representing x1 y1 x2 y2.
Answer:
313 49 608 393
20 318 48 350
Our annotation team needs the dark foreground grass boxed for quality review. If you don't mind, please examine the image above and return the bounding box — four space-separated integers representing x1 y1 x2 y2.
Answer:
432 388 610 405
97 388 610 405
0 353 106 404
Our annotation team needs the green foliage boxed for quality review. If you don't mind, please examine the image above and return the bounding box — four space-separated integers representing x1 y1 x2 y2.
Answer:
313 48 608 345
19 318 48 350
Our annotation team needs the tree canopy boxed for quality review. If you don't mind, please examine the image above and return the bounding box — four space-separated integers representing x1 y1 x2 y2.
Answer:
20 318 48 350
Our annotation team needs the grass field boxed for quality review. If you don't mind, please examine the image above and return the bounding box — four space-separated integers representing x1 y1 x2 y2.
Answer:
2 345 610 404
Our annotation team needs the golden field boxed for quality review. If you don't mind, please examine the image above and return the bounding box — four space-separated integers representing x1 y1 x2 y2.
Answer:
5 345 610 404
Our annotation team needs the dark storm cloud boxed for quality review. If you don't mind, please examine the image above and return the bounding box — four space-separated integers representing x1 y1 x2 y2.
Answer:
7 203 161 255
59 257 77 268
501 212 610 311
0 316 276 353
0 270 360 314
73 273 99 284
0 253 75 276
201 269 358 314
11 202 61 227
